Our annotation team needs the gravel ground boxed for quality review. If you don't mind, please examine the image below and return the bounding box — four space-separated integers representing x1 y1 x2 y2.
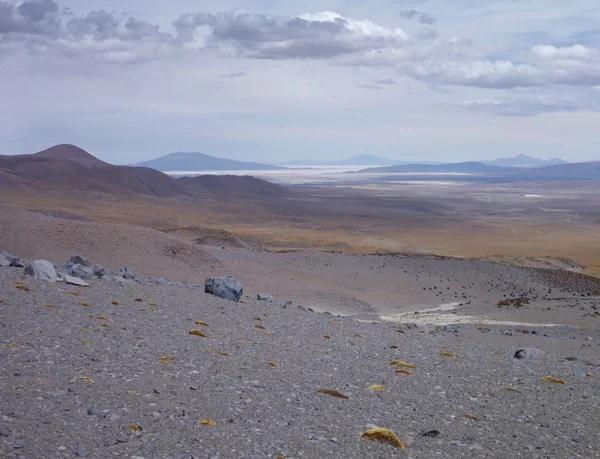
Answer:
1 266 599 459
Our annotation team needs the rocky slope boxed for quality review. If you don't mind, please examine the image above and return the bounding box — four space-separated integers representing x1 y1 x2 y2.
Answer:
1 262 599 459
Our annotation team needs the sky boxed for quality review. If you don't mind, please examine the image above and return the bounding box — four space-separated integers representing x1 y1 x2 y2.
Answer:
1 0 600 164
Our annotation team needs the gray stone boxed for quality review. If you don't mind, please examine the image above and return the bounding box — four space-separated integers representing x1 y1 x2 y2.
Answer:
63 275 90 287
514 348 545 361
0 251 23 267
119 267 135 280
111 276 134 286
87 407 103 418
116 434 128 444
69 255 91 267
205 276 244 302
75 443 87 457
69 264 93 280
257 293 274 302
24 260 57 282
279 301 293 308
0 253 11 267
91 264 107 278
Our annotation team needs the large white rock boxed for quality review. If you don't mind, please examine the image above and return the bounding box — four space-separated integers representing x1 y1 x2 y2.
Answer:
25 260 57 282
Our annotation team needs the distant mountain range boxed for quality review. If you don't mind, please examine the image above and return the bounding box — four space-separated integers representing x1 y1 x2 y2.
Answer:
483 154 568 168
135 152 286 172
0 145 289 198
281 153 568 168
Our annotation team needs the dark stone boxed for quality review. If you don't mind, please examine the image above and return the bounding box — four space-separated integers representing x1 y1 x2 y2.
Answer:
69 264 93 280
69 255 91 267
91 264 106 278
205 276 244 302
514 348 545 361
119 267 135 280
0 251 21 267
422 430 440 437
257 294 274 302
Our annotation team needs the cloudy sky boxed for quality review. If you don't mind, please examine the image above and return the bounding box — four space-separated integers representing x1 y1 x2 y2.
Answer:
1 0 599 164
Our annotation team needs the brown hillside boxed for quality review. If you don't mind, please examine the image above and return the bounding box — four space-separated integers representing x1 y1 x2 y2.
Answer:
0 144 190 198
178 175 291 198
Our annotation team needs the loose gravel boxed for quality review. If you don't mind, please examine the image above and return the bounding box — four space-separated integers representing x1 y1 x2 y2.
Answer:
1 266 599 459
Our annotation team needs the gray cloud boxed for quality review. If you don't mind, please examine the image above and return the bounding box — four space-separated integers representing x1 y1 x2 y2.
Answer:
373 78 396 85
2 2 600 92
358 84 381 89
461 96 591 116
402 45 600 89
0 0 61 37
173 11 409 59
400 10 437 25
219 71 247 79
65 10 165 41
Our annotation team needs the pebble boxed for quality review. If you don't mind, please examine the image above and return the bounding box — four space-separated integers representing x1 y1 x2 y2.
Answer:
116 434 128 444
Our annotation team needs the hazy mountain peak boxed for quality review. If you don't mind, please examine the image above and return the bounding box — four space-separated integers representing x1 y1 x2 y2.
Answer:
135 152 286 172
485 154 568 168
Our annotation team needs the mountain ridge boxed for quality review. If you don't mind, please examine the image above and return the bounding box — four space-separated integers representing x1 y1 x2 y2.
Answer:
484 154 568 168
0 145 290 198
135 152 287 172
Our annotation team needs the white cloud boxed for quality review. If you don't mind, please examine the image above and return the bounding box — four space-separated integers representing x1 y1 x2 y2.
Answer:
532 44 594 60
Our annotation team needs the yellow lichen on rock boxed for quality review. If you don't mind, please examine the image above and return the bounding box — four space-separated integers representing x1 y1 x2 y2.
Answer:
317 389 349 399
389 360 415 369
199 419 217 427
368 385 387 392
541 376 566 385
360 428 407 449
394 369 413 376
189 330 207 337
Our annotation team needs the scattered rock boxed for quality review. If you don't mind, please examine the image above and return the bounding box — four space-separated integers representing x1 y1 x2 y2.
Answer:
69 255 91 267
24 260 57 282
116 434 128 444
119 267 136 280
422 430 440 437
514 348 545 362
91 264 107 277
0 251 23 267
63 275 90 287
111 275 134 286
279 301 293 308
257 293 274 302
69 264 94 280
205 276 244 302
75 443 87 457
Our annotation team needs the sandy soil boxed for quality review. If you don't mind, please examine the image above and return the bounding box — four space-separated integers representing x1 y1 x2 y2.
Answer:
2 204 599 329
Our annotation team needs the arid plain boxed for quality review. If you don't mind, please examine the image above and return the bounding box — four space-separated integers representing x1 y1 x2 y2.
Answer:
2 165 599 276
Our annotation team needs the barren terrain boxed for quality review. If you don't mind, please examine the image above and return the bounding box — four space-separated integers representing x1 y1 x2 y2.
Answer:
2 146 600 458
